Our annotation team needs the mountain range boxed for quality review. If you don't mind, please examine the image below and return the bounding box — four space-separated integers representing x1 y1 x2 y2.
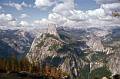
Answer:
0 25 120 79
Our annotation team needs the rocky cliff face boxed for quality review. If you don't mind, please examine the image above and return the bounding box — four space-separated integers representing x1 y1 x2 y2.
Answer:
26 26 90 78
0 27 44 58
12 25 120 79
0 25 119 78
102 27 120 75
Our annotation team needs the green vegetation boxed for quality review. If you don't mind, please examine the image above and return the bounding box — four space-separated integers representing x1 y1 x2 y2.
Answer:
0 56 69 79
36 40 45 48
57 43 75 53
78 65 112 79
36 33 59 48
0 56 39 73
59 33 71 41
45 33 59 40
79 65 90 79
44 56 64 67
90 66 112 79
48 44 61 51
91 52 107 63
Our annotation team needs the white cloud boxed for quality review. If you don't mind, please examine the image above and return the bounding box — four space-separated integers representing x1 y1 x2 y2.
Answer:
95 0 120 4
1 0 119 28
56 17 93 28
0 13 18 27
19 21 29 26
87 8 106 19
87 18 120 27
47 12 90 27
20 14 29 19
35 0 56 8
0 13 31 27
48 13 68 25
68 10 88 21
47 9 120 28
0 13 13 21
32 18 53 27
94 0 120 17
101 3 120 14
3 2 31 10
8 21 17 26
47 0 120 28
52 0 74 16
51 0 89 22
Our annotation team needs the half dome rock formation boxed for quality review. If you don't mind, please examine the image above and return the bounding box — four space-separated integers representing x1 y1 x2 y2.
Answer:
26 26 120 79
47 23 59 36
26 25 90 78
0 25 119 79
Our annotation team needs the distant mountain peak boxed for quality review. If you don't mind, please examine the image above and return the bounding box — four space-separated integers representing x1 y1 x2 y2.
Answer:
47 23 58 36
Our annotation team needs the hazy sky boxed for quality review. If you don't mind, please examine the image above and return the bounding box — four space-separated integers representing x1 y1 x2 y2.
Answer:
0 0 120 28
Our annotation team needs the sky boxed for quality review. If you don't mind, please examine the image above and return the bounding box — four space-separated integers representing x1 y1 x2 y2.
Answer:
0 0 120 28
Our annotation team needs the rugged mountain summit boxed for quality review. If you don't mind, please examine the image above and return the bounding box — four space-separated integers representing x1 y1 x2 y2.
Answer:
0 29 32 58
26 25 90 78
0 27 45 58
26 25 120 79
0 25 120 79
